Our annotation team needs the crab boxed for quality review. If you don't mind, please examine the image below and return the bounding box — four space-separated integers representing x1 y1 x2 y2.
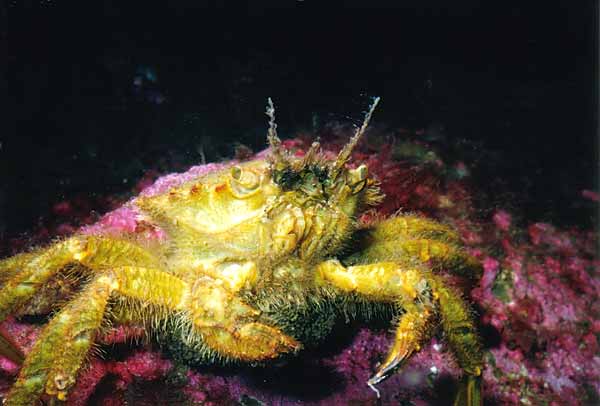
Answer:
0 97 483 405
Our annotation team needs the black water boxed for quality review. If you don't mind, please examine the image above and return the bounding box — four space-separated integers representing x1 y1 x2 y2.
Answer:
3 0 598 236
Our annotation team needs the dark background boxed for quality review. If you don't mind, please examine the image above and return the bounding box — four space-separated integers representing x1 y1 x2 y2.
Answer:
2 0 598 237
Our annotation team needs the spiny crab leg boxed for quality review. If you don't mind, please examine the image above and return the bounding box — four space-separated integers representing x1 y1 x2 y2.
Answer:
5 275 114 404
0 240 82 323
315 258 482 404
0 236 161 324
346 215 483 279
315 260 436 395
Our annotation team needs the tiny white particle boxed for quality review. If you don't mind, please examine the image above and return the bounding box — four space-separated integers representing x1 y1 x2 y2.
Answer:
433 343 442 351
430 366 438 374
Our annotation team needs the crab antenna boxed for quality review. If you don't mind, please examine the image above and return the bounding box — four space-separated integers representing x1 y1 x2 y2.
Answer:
300 140 321 169
266 97 288 166
331 96 380 178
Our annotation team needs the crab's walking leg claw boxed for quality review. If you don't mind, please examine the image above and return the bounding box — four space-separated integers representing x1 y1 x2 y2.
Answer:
367 302 433 390
4 276 114 405
189 283 301 361
342 214 483 404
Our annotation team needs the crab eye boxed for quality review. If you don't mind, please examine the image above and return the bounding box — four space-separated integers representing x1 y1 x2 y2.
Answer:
348 165 368 194
356 165 368 181
349 179 367 194
229 166 260 198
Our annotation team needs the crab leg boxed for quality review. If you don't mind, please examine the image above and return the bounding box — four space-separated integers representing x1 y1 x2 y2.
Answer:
5 265 192 404
428 274 483 406
0 241 77 322
0 236 164 396
315 259 483 405
0 251 40 284
0 235 161 323
350 239 482 278
348 215 482 278
315 260 436 384
366 215 463 243
4 275 114 405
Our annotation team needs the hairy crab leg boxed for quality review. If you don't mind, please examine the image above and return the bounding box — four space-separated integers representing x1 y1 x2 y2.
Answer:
428 274 483 406
0 236 164 385
4 275 114 405
0 251 41 284
111 266 189 310
315 260 435 388
0 235 161 323
350 239 482 279
347 215 482 279
315 259 483 406
5 265 190 404
366 215 464 244
0 240 83 323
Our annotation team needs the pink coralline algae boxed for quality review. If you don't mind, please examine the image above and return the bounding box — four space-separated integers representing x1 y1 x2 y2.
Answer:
492 210 512 232
471 216 599 404
0 125 598 405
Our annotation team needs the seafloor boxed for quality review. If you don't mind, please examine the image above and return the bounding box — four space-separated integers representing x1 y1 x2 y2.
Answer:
0 124 597 405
